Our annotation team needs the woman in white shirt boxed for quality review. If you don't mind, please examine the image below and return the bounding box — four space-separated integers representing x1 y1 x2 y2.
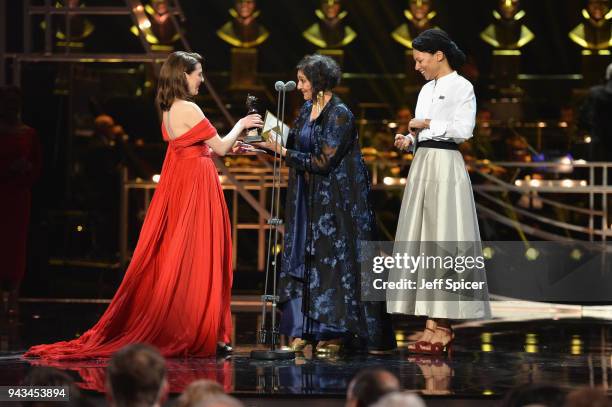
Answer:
387 29 491 355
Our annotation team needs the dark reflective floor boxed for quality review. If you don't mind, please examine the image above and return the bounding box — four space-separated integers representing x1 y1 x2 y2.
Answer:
1 302 611 400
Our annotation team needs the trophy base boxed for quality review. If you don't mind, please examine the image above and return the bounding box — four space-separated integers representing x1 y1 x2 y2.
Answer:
244 135 265 144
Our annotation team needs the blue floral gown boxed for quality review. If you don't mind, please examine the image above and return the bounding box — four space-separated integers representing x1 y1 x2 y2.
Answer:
278 95 395 350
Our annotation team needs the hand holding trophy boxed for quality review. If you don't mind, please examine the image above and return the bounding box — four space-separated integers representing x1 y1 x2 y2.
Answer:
244 94 264 143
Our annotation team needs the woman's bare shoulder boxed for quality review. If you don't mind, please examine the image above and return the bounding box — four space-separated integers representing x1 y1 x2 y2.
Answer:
169 101 205 125
172 100 203 114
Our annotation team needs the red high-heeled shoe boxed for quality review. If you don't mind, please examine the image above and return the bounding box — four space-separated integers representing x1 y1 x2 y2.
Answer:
407 326 437 354
427 326 455 356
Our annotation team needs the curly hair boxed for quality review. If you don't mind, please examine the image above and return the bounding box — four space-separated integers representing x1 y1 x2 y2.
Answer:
296 54 342 95
156 51 202 112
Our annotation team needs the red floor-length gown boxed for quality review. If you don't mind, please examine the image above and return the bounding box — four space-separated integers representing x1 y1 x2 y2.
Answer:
25 117 233 360
0 125 41 286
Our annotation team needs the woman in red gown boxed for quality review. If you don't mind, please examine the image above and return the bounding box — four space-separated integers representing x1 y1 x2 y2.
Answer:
0 86 42 317
25 51 262 360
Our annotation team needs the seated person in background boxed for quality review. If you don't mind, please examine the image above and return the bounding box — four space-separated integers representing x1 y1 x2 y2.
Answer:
578 62 612 162
106 344 168 407
346 368 401 407
395 106 414 135
176 379 225 407
372 392 426 407
23 367 87 407
194 394 244 407
564 387 609 407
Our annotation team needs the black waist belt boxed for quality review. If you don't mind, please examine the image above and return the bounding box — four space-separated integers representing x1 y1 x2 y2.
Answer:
417 139 459 151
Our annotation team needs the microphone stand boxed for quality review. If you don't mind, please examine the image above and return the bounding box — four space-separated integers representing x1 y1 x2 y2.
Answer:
250 82 295 360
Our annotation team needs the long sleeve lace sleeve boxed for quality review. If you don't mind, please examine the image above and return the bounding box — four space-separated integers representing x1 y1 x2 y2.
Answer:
284 105 355 175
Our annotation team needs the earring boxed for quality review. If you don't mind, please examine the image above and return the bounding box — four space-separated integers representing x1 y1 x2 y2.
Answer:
316 91 325 110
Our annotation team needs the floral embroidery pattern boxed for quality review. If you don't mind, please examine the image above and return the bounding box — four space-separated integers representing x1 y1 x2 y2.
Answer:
278 96 395 349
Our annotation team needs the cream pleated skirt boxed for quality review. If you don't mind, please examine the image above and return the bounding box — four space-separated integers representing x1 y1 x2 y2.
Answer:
386 147 492 319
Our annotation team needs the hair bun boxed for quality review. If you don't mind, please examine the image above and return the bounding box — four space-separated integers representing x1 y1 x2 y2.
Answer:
449 41 466 68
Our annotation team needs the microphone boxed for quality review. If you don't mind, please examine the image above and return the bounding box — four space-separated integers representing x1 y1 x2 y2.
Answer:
274 81 284 92
284 81 296 91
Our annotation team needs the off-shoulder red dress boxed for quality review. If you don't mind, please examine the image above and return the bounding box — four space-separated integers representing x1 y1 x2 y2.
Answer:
25 118 233 359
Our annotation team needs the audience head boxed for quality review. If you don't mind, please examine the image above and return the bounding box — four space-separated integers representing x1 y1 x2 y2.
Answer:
106 343 167 407
346 368 401 407
194 394 244 407
564 387 610 407
500 384 566 407
371 392 426 407
22 367 82 407
176 379 225 407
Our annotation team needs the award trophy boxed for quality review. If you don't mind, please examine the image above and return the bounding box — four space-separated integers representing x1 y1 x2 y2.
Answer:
244 94 264 143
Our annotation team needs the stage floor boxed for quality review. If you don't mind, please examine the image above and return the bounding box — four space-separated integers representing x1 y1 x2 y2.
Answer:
1 300 611 405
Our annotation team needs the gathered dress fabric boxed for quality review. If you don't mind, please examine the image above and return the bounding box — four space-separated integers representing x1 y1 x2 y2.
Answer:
25 118 233 360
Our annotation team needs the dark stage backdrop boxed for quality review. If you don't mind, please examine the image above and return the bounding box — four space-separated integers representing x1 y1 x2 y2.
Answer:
4 0 594 116
5 0 590 75
179 0 585 75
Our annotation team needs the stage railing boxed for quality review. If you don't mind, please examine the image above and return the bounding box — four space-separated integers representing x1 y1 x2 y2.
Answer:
120 158 611 272
367 158 611 244
119 164 288 271
473 162 610 242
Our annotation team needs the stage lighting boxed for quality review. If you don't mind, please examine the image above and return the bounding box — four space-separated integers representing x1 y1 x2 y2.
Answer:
483 246 494 259
570 249 582 261
571 335 582 355
383 177 406 186
152 174 160 183
481 332 493 352
529 179 541 187
561 179 574 188
525 247 539 261
525 333 538 353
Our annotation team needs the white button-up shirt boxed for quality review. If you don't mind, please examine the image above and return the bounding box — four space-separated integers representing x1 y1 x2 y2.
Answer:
406 71 476 149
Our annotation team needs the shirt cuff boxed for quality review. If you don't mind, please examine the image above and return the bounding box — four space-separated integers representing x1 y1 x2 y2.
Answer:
428 120 448 137
405 134 416 153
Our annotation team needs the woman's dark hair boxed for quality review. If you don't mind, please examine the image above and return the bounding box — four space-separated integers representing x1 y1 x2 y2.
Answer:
156 51 202 111
296 54 341 94
412 28 467 71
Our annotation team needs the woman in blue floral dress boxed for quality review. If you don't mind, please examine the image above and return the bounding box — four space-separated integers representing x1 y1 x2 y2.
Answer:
257 54 395 354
